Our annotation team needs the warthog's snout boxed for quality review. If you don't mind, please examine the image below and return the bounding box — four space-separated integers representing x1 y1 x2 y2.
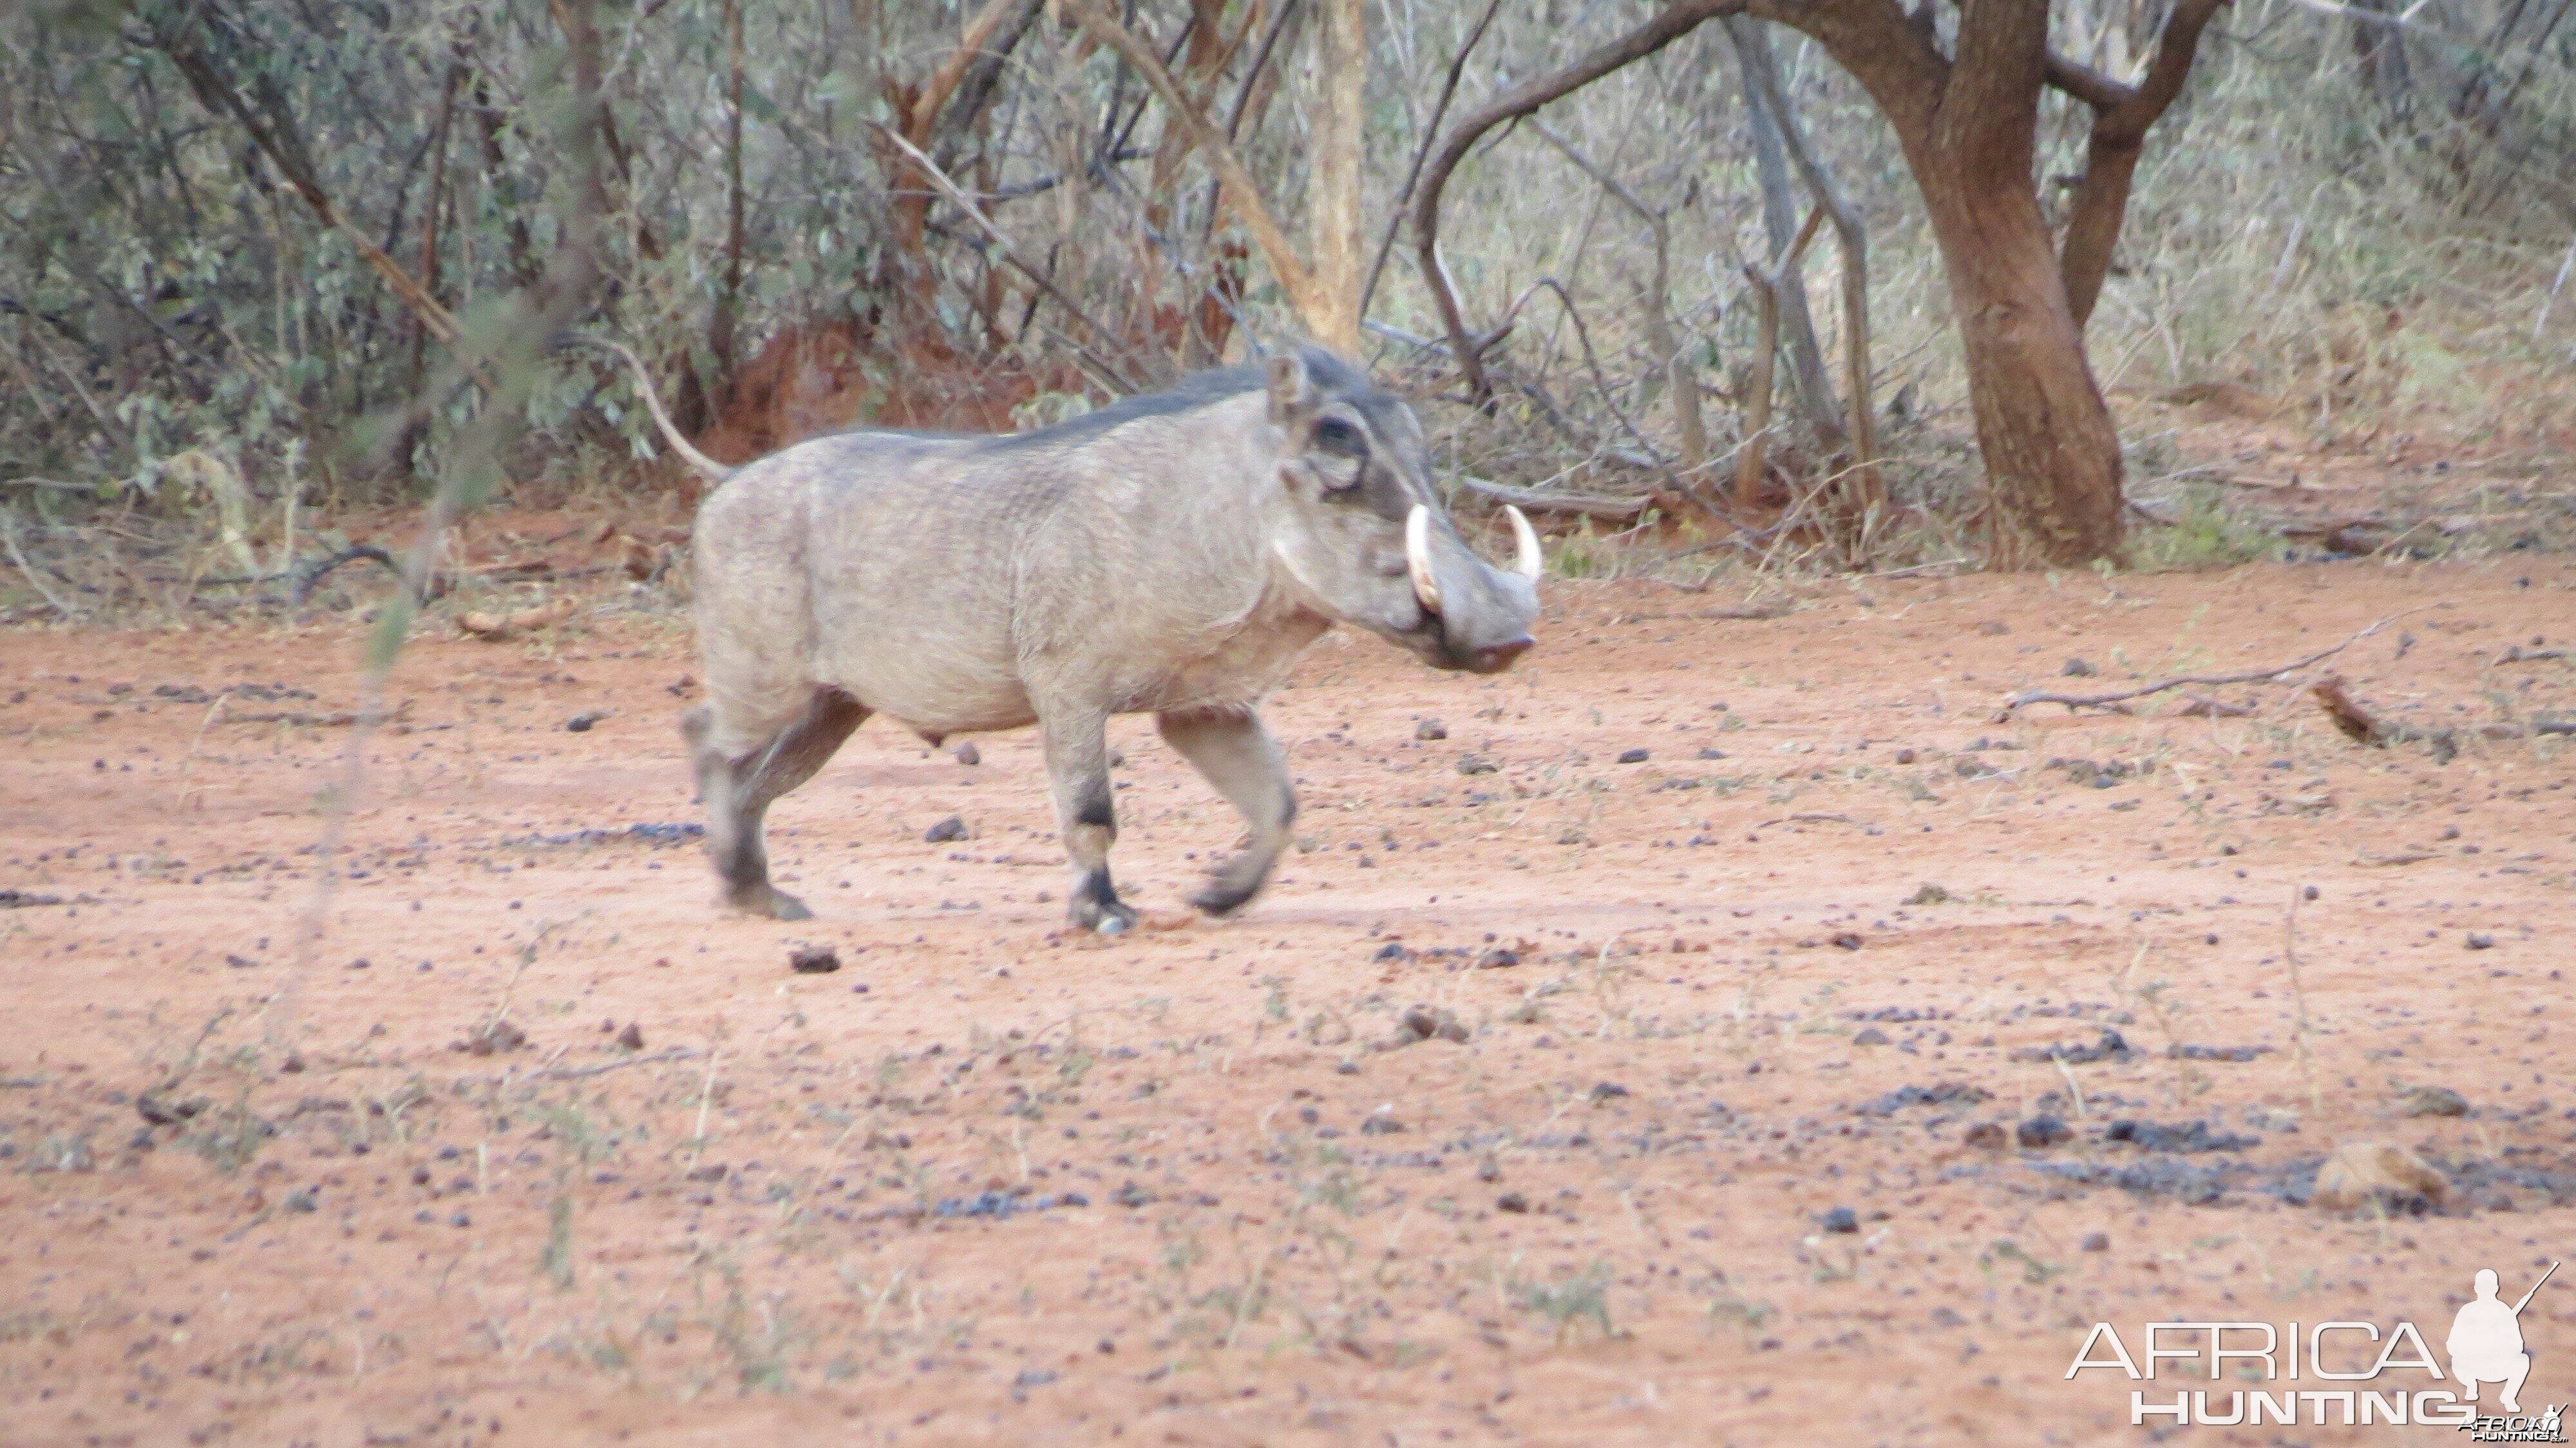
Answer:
1405 501 1542 675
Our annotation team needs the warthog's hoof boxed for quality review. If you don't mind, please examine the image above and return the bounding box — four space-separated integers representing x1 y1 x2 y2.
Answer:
726 884 813 921
1069 897 1137 935
1189 859 1268 917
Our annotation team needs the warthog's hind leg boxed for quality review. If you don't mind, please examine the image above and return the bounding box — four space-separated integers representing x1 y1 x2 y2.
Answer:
1039 707 1136 934
1157 707 1294 916
687 689 869 920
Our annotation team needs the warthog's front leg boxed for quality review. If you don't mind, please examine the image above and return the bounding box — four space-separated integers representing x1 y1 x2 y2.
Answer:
1039 707 1137 934
1157 707 1294 916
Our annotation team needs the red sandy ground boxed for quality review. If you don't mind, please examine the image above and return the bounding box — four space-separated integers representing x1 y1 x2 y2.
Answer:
3 553 2573 1447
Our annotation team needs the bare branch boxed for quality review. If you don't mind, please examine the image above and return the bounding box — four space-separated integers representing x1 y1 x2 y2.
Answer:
1061 0 1322 333
1414 1 1740 403
2060 0 2230 326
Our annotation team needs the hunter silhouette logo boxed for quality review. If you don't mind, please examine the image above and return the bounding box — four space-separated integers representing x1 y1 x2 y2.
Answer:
2067 1260 2563 1434
2453 1263 2553 1415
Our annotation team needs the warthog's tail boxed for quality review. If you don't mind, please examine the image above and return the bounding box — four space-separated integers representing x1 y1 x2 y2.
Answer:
589 337 733 484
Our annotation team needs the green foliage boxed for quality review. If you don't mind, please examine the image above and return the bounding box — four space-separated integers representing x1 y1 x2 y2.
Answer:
2129 484 2286 571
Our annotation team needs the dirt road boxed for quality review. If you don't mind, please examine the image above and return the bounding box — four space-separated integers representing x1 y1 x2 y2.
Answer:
4 555 2570 1445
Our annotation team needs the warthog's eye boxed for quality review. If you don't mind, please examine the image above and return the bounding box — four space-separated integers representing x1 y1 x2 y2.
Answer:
1310 417 1368 461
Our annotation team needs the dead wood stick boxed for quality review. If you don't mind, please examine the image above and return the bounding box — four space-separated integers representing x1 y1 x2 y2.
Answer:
533 1046 704 1081
1998 611 2417 717
1451 474 1650 519
228 700 414 728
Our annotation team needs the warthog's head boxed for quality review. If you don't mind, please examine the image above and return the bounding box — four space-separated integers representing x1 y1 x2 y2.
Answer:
1263 348 1540 674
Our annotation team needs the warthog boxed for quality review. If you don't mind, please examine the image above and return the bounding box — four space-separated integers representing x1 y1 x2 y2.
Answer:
615 343 1542 932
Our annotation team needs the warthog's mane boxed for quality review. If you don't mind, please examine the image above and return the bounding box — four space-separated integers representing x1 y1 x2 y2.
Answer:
971 347 1379 455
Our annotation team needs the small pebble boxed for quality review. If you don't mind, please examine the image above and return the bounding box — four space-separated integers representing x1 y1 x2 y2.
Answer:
1617 748 1649 764
1819 1206 1859 1234
789 944 840 975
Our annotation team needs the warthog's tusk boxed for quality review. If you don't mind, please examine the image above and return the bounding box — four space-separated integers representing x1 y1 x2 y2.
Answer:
1507 505 1542 583
1405 504 1441 613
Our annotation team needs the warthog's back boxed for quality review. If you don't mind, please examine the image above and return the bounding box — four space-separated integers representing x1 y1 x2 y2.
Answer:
692 381 1300 739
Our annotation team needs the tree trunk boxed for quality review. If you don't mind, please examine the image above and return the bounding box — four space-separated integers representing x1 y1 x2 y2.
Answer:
1311 0 1366 355
1725 19 1839 442
1914 165 2123 567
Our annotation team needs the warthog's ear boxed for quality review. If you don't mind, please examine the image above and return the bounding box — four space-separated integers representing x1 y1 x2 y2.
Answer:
1267 352 1314 425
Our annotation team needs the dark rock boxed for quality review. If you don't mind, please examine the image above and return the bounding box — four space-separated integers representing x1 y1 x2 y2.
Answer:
1852 1027 1891 1047
1904 883 1951 905
1589 1081 1631 1103
2061 658 2098 678
2081 1232 2110 1252
565 710 606 732
1696 747 1728 759
1830 931 1864 951
616 1023 645 1051
1455 755 1497 776
1110 1181 1155 1209
1416 719 1447 741
789 944 841 975
1397 1004 1470 1044
2010 1029 2132 1065
2105 1119 2259 1152
1617 748 1650 764
1496 1192 1530 1214
685 1163 726 1183
2465 933 2496 951
2167 1043 2269 1062
1372 942 1412 963
1472 947 1519 969
923 816 969 843
1895 748 1917 765
2018 1116 2073 1149
2401 1084 2470 1118
953 742 980 766
1819 1206 1859 1234
1861 1082 1991 1116
283 1188 318 1213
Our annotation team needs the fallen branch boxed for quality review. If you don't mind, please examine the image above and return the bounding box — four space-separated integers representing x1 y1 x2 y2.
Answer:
1998 611 2416 718
229 700 414 729
2172 694 2255 718
294 544 404 604
531 1046 703 1081
459 596 577 640
2309 674 2573 763
1452 475 1650 519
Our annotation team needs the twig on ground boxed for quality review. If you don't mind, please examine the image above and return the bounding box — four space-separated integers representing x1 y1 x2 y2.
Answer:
294 544 404 604
484 1046 705 1083
2172 694 2255 718
1998 610 2417 718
